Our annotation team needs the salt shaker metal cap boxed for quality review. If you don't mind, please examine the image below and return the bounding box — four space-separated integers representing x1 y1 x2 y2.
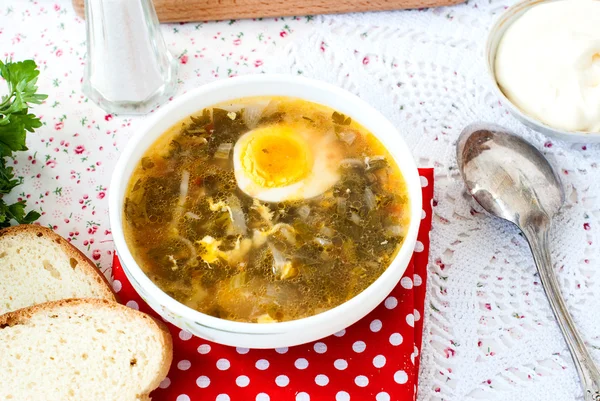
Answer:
82 0 177 115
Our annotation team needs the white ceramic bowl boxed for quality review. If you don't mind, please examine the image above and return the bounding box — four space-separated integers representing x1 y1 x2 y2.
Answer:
486 0 600 143
109 75 422 348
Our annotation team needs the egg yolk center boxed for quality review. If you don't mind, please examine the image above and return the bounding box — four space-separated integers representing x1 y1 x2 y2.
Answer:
241 126 313 188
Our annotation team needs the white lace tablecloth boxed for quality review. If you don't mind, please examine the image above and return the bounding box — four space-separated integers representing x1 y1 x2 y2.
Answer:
3 1 599 400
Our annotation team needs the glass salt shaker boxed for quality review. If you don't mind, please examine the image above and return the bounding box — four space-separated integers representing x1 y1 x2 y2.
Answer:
82 0 177 115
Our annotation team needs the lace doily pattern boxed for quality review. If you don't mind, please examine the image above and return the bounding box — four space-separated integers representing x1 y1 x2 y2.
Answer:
278 3 600 400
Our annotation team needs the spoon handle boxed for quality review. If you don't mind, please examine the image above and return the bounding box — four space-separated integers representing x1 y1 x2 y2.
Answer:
524 224 600 401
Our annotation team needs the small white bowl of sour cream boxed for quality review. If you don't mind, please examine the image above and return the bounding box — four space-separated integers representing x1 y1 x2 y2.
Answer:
486 0 600 143
109 74 422 348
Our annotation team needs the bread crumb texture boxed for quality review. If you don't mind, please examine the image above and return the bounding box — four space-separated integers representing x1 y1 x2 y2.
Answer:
0 299 172 400
0 226 114 314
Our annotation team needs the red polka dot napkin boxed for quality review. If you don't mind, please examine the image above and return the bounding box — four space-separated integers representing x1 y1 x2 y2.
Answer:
111 168 433 401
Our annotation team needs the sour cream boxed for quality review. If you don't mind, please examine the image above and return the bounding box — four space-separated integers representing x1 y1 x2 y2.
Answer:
495 0 600 132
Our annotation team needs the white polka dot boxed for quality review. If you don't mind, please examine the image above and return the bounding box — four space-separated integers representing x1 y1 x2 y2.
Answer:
411 346 419 365
296 392 310 401
336 391 350 401
421 210 426 220
275 347 288 354
352 341 366 353
179 330 193 341
177 360 191 370
198 344 211 354
389 332 403 346
384 296 398 309
400 276 413 289
413 274 423 287
355 375 369 387
406 313 415 327
112 280 122 293
370 319 382 332
314 342 327 354
414 309 421 321
420 176 429 187
158 377 171 389
216 358 230 370
176 396 190 401
216 395 230 401
414 241 424 253
373 354 386 368
255 359 270 370
256 393 270 401
236 347 249 354
394 370 408 384
196 375 210 388
275 375 290 387
125 300 139 310
376 392 391 401
315 374 329 386
334 359 348 370
334 329 346 337
236 375 250 387
295 358 309 369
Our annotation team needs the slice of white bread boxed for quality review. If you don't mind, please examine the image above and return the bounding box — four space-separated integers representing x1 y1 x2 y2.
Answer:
0 298 173 401
0 225 115 314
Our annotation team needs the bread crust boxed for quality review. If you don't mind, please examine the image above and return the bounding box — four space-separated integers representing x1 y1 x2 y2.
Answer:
0 225 116 302
0 298 174 399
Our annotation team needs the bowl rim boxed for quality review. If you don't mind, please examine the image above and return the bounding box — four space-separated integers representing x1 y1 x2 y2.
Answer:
485 0 600 142
109 74 423 336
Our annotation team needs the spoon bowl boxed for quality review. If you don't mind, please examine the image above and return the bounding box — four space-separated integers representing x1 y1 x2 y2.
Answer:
457 123 600 401
457 123 564 228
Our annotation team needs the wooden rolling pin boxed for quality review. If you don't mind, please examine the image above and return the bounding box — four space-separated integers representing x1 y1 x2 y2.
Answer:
72 0 464 22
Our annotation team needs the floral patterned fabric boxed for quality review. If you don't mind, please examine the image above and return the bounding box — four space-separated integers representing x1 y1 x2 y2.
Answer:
3 1 600 401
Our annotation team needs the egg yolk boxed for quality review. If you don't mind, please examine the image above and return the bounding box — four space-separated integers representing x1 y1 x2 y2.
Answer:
240 125 313 188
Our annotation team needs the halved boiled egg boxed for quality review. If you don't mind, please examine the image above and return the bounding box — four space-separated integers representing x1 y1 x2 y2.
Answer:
233 123 342 202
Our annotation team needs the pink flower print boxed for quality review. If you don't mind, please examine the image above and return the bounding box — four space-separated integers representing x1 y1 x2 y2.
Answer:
104 114 113 121
54 4 61 11
88 226 98 235
180 54 188 64
233 38 241 46
56 49 63 57
280 31 287 38
254 59 263 67
46 160 57 168
92 249 101 260
97 191 106 199
74 145 85 154
444 348 456 358
54 121 64 130
362 56 370 65
584 223 591 230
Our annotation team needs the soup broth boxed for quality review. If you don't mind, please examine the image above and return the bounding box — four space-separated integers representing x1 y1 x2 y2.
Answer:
123 96 409 323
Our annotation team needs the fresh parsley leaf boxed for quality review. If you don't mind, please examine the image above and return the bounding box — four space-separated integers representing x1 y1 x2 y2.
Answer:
0 158 19 195
0 200 41 228
0 59 46 227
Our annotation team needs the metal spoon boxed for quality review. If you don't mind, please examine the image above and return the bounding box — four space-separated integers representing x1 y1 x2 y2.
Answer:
456 123 600 401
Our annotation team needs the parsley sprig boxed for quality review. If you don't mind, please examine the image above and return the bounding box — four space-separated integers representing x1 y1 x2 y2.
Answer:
0 60 47 227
